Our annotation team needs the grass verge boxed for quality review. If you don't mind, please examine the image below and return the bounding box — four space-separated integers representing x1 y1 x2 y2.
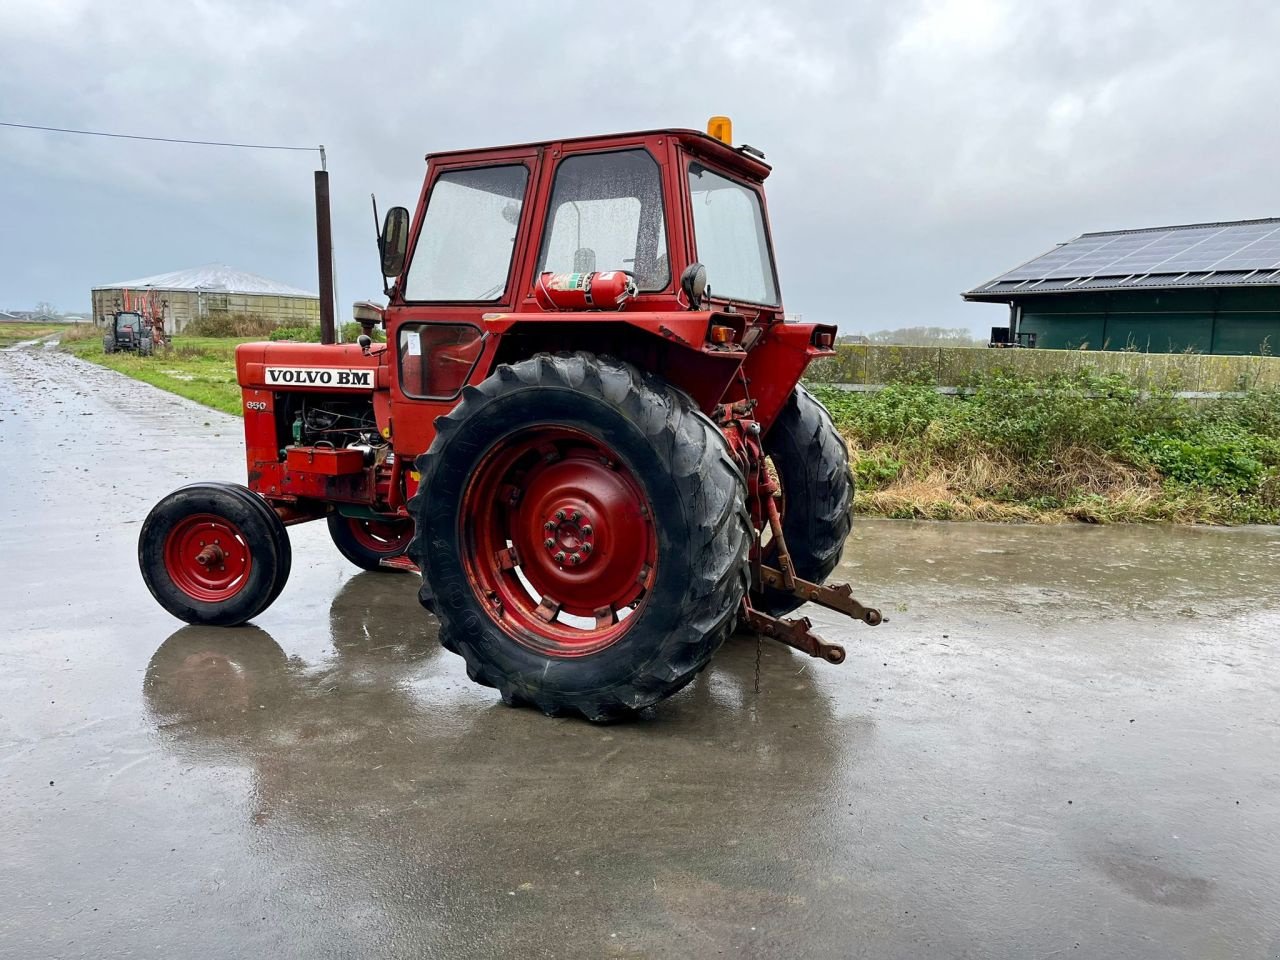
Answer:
56 322 375 417
0 323 62 348
51 329 1280 525
59 327 248 416
810 371 1280 524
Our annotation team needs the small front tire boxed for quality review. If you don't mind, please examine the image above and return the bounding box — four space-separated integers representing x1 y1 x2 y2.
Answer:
139 483 291 626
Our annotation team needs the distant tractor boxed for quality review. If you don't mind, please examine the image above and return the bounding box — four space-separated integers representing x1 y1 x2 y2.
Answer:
139 118 883 720
103 290 168 355
103 310 155 355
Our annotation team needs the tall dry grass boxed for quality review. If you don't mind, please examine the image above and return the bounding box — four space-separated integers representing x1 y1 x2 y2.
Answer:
811 372 1280 524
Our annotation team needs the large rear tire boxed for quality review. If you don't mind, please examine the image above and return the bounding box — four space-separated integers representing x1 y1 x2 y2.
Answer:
139 483 291 626
409 352 751 721
757 384 854 616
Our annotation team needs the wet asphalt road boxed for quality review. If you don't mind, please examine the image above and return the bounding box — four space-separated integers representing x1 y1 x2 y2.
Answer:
2 344 1279 959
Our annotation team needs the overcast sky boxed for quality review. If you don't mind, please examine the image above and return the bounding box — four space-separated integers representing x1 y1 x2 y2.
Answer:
2 0 1277 333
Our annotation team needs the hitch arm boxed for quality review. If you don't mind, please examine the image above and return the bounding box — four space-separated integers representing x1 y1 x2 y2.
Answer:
743 605 846 665
758 566 884 626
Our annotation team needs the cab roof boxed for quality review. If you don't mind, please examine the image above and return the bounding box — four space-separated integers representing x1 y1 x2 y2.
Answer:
425 127 772 181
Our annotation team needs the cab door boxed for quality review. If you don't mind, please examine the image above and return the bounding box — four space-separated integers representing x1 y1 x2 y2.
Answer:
386 150 540 457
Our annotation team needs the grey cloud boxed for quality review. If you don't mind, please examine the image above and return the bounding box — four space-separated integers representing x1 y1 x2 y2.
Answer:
2 0 1276 333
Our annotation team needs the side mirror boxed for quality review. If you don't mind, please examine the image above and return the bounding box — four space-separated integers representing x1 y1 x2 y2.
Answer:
380 206 410 278
680 262 708 310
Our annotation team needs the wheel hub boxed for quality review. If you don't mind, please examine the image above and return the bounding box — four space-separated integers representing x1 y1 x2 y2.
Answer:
195 543 226 568
541 503 596 567
460 427 658 657
163 514 251 602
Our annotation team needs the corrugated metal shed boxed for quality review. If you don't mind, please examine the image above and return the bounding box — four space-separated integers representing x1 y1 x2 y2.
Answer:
91 263 319 334
965 219 1280 301
99 264 315 298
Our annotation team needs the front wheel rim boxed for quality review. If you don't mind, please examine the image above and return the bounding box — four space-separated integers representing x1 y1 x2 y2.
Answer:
460 426 658 657
346 517 413 556
163 513 253 602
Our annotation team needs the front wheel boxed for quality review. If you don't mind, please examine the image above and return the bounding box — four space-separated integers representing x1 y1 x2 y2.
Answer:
410 352 751 721
139 483 291 626
327 513 414 571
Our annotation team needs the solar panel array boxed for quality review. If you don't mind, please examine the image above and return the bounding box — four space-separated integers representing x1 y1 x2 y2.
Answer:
996 220 1280 284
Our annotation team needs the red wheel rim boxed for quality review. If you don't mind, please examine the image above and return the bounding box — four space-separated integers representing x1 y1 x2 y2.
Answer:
346 516 413 556
163 514 253 603
460 426 658 657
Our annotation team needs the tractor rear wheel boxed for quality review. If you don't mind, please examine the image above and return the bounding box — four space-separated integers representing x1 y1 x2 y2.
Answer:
410 353 751 721
758 384 855 616
327 513 414 571
140 483 291 626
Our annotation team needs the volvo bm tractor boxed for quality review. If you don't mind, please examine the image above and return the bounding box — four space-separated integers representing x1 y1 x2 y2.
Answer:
139 118 881 720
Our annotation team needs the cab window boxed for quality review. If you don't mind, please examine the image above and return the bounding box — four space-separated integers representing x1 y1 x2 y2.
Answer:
404 165 529 302
687 163 779 306
537 149 669 291
397 323 484 399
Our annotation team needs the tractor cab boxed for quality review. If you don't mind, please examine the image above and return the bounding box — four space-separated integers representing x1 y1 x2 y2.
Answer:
379 119 782 319
115 311 142 339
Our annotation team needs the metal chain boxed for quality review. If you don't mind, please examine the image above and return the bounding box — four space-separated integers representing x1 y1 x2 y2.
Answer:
754 631 762 694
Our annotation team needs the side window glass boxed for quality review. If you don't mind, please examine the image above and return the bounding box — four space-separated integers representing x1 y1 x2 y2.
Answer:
397 324 484 398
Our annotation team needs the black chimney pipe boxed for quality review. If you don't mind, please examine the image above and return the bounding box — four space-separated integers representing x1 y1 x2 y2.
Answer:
314 169 336 345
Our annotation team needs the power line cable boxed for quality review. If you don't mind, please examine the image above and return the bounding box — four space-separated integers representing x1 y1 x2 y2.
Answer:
0 119 320 153
1 120 326 168
5 118 337 317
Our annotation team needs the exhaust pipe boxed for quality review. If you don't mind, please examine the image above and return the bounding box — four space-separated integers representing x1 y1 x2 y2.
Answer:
314 168 336 345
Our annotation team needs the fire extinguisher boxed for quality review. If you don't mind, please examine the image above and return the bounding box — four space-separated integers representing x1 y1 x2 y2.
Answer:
534 271 637 311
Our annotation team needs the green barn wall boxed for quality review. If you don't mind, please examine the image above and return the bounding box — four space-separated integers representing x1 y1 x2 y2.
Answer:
1017 287 1280 355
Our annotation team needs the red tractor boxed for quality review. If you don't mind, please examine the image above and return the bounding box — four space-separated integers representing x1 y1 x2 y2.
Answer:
139 118 881 719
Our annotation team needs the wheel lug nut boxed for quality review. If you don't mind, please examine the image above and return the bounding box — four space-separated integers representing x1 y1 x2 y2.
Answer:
554 551 566 563
555 510 565 521
581 542 591 554
570 511 580 522
544 538 555 549
569 554 581 565
581 525 592 536
544 521 555 531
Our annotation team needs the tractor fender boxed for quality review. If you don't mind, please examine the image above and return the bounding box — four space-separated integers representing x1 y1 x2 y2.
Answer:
480 311 746 413
479 312 836 428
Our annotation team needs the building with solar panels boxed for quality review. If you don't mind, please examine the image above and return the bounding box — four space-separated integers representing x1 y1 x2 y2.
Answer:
964 218 1280 355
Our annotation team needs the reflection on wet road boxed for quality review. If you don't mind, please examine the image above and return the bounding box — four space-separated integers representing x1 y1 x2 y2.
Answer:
3 347 1280 959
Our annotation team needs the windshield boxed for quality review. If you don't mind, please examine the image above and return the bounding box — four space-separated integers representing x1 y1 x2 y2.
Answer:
687 163 778 306
404 164 529 302
537 149 669 291
116 312 142 334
